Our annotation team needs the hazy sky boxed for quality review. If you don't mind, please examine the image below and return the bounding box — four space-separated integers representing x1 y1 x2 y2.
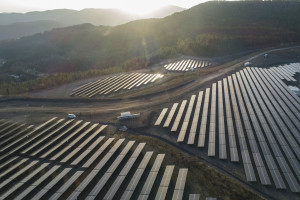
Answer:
0 0 204 14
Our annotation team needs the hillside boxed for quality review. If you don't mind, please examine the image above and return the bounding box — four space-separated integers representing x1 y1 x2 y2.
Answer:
0 1 300 85
0 20 65 41
0 6 185 41
0 6 185 26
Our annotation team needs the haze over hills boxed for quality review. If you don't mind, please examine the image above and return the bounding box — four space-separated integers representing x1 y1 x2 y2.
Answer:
0 1 300 79
0 20 65 41
0 5 185 41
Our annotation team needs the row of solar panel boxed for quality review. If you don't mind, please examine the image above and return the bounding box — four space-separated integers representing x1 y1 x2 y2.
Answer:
155 65 300 192
70 73 164 97
164 59 210 71
270 63 300 82
0 118 189 199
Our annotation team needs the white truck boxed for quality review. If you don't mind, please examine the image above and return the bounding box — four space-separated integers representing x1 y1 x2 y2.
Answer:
117 112 140 120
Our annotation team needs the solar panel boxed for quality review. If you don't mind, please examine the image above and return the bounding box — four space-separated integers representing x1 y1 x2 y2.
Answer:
250 68 300 146
241 69 300 189
171 100 187 132
178 95 196 142
232 73 271 184
198 88 210 147
244 163 256 182
31 120 83 156
284 172 300 192
50 123 98 161
67 139 125 199
0 123 25 140
279 67 297 81
83 76 119 97
257 68 300 129
121 151 153 200
104 74 135 94
171 61 183 71
151 74 163 83
270 72 300 112
179 60 188 71
49 170 84 200
15 165 60 199
218 81 226 159
208 83 217 156
189 194 200 200
155 108 169 126
138 154 165 198
172 168 188 200
61 126 106 163
0 162 46 199
122 73 143 89
21 119 69 154
176 61 185 70
96 75 128 94
0 156 18 171
0 125 34 150
228 76 256 182
77 137 113 167
115 73 140 91
138 74 155 86
189 60 196 70
0 117 58 161
40 122 90 159
0 158 28 179
71 77 109 95
182 60 191 71
164 103 179 127
160 165 175 187
223 78 238 162
87 142 135 199
0 121 11 132
32 168 72 200
172 190 184 200
135 74 153 87
169 63 177 70
0 122 19 135
188 91 204 144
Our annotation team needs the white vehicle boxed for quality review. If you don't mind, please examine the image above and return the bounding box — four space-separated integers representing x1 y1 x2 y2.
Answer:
68 114 76 119
244 62 251 67
117 112 140 120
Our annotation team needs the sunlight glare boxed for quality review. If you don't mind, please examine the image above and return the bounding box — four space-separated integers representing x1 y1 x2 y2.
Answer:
117 0 166 15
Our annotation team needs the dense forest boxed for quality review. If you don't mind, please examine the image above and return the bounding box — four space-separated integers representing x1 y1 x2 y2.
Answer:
1 1 300 94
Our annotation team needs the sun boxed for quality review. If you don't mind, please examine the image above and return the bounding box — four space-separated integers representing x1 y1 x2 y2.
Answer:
117 0 166 15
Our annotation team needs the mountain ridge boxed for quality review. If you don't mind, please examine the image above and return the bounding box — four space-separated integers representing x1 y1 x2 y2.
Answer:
0 5 185 41
0 1 299 76
0 5 185 26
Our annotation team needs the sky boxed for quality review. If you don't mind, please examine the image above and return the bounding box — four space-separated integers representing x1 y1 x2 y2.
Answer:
0 0 204 15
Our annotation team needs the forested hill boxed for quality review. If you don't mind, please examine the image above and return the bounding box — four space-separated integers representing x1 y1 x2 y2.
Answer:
0 6 185 26
1 1 300 74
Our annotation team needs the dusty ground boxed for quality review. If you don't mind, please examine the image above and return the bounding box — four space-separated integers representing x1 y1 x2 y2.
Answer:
1 46 300 199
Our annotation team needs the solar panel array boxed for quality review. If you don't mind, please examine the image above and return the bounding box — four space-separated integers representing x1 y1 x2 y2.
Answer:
70 73 164 97
269 63 300 82
0 118 190 199
189 194 217 200
155 65 300 192
163 59 211 71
